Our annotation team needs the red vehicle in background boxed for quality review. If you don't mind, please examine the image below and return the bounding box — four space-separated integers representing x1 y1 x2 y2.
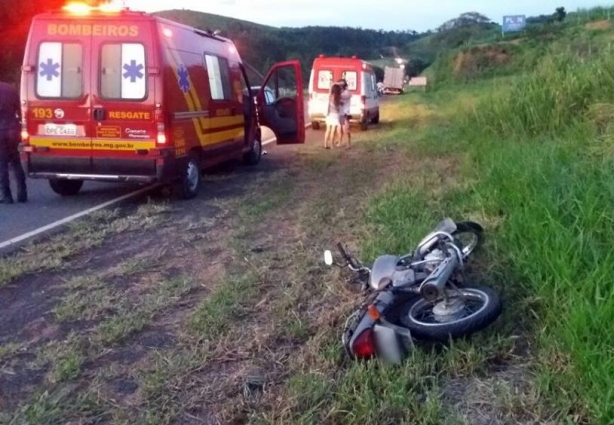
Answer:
19 2 305 199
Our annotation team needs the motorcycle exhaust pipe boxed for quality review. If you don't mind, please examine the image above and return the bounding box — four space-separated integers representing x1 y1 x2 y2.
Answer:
419 254 458 302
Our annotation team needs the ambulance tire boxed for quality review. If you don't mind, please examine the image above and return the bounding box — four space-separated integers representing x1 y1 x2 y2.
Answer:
243 138 262 166
49 179 83 197
178 153 201 200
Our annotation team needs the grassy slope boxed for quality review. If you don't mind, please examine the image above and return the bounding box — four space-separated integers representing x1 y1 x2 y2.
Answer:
399 6 614 85
364 11 614 424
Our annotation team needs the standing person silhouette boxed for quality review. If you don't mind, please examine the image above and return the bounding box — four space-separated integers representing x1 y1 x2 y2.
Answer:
323 83 342 149
337 78 352 148
0 81 27 204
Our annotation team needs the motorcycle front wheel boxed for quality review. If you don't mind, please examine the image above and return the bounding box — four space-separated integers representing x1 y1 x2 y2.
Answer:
452 221 484 259
399 286 501 341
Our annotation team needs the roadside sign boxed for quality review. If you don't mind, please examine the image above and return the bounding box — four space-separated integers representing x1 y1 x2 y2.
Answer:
502 15 526 33
409 77 427 86
409 77 427 91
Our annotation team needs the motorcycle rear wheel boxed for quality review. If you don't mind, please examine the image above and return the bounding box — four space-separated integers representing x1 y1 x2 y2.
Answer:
452 221 484 259
399 286 501 341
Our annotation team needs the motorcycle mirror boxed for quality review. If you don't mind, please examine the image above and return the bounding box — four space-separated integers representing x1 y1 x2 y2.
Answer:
324 250 334 266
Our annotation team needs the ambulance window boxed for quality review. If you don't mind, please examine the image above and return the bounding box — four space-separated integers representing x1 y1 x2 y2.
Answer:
100 43 147 100
205 54 232 101
317 70 333 90
342 71 357 91
36 42 83 98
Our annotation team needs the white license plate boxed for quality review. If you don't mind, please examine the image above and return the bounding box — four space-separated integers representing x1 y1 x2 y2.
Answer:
44 124 77 136
374 324 403 364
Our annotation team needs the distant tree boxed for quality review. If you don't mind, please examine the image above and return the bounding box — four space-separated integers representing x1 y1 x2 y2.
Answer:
555 7 567 22
438 12 493 32
527 14 555 24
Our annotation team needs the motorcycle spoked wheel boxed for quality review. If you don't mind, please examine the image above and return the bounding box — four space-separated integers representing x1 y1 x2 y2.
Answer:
399 286 502 341
452 221 484 260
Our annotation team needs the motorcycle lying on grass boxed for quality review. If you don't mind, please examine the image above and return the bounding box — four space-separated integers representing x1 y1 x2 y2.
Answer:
323 218 502 364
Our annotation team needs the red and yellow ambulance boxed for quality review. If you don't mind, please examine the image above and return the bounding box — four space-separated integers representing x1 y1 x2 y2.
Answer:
19 2 305 199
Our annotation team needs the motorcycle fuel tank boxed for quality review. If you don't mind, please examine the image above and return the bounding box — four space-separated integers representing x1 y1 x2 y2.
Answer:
370 255 415 290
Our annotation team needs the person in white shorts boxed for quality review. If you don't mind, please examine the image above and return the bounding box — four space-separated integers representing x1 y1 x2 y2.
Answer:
324 84 342 149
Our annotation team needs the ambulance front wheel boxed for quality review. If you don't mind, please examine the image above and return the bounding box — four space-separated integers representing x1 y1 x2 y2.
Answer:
178 153 201 200
49 179 83 197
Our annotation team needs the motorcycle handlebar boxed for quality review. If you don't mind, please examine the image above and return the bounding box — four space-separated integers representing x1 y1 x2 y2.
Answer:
337 242 352 262
337 242 360 270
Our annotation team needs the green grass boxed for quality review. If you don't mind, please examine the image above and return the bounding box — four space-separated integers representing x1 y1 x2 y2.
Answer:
53 286 117 322
37 333 87 383
355 41 614 422
241 178 294 218
95 276 194 345
187 274 259 342
0 342 23 361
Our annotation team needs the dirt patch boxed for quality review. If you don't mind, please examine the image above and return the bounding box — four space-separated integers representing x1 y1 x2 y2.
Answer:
586 19 612 31
453 46 512 80
0 159 256 415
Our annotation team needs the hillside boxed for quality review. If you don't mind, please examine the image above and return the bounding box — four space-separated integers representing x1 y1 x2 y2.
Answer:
418 7 614 84
154 9 421 84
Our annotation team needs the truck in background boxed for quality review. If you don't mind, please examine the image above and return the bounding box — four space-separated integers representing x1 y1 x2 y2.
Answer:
382 66 405 95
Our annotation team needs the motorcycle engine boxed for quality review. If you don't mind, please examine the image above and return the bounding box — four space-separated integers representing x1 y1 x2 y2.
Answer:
424 249 445 272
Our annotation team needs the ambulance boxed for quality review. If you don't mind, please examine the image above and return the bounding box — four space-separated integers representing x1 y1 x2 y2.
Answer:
307 55 379 131
19 2 305 199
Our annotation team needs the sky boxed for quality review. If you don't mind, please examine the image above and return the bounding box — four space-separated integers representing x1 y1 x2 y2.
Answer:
122 0 608 32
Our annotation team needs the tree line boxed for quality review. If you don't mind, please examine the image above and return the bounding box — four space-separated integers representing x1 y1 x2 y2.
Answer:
0 3 573 85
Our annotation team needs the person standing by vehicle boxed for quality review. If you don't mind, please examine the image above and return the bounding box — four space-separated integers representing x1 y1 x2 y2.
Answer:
323 83 342 149
0 81 27 204
337 79 352 148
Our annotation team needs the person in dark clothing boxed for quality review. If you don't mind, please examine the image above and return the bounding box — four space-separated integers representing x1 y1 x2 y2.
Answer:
0 81 27 203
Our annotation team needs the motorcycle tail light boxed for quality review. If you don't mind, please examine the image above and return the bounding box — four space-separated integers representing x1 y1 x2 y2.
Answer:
353 328 376 359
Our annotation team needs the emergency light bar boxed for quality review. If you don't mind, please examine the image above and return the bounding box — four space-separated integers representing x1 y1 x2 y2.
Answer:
62 1 126 15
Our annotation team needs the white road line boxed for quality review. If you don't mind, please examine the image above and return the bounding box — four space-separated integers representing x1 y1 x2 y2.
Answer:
1 123 313 252
0 184 160 251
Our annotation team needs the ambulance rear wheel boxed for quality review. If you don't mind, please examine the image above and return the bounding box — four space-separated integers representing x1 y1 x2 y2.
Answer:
179 153 201 200
49 179 83 197
243 138 262 166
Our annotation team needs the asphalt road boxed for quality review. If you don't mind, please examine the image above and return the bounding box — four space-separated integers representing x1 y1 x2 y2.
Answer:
0 124 314 244
0 179 143 243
